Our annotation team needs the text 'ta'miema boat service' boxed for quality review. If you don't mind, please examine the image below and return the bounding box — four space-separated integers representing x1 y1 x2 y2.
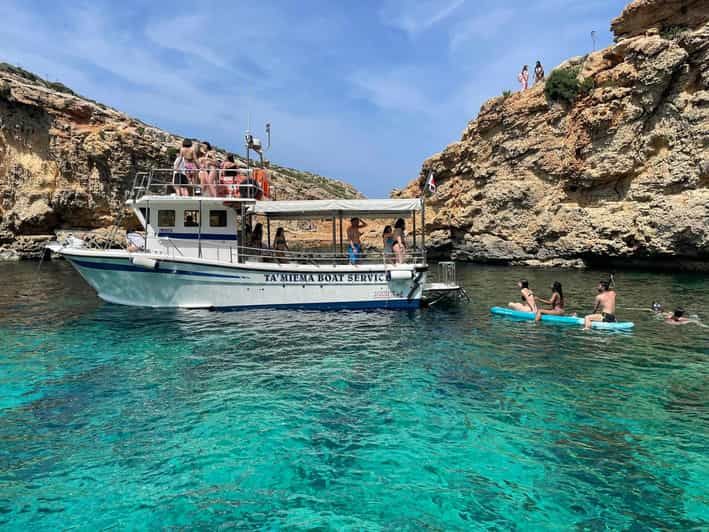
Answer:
47 130 446 310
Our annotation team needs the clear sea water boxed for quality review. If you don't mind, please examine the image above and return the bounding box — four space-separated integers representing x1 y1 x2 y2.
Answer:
0 261 707 530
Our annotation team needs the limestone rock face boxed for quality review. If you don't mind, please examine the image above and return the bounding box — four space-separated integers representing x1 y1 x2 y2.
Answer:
0 64 361 258
612 0 709 39
400 1 709 271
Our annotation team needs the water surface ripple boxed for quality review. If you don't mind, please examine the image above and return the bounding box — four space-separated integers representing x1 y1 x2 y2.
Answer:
0 262 707 529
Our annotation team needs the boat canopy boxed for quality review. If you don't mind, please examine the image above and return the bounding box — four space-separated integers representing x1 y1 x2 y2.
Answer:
249 199 422 220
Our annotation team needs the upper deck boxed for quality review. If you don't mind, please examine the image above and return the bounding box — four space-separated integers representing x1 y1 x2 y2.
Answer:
130 167 271 203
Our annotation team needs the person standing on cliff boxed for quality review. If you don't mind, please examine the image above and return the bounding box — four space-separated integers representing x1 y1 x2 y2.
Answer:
518 65 529 91
534 61 545 84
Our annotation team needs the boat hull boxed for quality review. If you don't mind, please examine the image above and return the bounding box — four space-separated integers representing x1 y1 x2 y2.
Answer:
60 250 426 310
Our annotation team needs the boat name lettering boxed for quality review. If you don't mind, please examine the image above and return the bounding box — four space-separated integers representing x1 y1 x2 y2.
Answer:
263 272 387 283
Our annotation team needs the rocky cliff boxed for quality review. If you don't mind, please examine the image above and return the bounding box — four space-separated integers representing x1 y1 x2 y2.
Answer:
402 0 709 271
0 64 361 259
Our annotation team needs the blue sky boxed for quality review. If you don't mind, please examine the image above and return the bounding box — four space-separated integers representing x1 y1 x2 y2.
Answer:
1 0 627 196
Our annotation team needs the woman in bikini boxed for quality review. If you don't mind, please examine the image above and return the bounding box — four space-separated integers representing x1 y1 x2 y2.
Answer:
535 281 565 321
508 279 537 312
174 139 198 196
518 65 529 91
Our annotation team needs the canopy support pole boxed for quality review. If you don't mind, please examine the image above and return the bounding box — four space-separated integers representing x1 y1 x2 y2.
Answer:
339 212 343 254
421 198 426 252
198 199 202 258
412 210 417 250
332 217 337 262
267 217 271 249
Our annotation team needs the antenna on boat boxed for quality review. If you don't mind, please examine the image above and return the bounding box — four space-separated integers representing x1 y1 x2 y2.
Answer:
245 123 271 168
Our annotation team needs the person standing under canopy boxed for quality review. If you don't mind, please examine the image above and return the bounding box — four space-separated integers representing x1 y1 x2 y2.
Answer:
346 217 367 264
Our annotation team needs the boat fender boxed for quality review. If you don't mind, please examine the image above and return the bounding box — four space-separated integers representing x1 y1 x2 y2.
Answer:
387 270 413 281
131 256 159 270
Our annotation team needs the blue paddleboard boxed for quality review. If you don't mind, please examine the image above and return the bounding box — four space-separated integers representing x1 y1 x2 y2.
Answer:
490 307 634 330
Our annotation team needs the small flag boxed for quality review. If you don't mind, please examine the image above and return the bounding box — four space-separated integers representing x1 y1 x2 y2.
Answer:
424 171 436 194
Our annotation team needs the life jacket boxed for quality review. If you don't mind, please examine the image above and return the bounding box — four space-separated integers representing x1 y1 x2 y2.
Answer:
253 169 270 199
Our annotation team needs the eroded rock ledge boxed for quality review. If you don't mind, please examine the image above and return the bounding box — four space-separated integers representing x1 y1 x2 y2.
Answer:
400 0 709 271
0 64 360 259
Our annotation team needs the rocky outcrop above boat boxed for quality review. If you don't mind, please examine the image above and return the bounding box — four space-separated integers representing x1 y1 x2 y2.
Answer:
611 0 709 40
0 63 361 259
400 0 709 271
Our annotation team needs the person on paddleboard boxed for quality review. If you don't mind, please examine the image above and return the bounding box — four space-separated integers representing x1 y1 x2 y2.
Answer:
583 280 617 330
535 281 565 321
508 279 537 313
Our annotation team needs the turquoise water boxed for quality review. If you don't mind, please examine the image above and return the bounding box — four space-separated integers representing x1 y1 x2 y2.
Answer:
1 261 707 529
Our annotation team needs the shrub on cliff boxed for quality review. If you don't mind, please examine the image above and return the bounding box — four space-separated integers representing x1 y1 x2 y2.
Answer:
545 67 594 104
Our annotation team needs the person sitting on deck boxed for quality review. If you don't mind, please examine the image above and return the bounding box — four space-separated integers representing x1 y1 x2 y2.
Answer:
273 227 288 263
220 154 238 196
346 217 367 264
382 225 394 263
392 218 406 264
665 308 691 325
535 281 565 321
583 280 617 330
508 279 537 313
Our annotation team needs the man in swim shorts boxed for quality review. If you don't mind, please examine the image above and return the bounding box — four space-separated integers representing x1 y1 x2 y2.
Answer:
583 280 617 330
346 217 367 264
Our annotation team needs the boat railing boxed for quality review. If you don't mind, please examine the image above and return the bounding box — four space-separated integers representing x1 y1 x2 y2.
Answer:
131 168 269 200
152 241 426 266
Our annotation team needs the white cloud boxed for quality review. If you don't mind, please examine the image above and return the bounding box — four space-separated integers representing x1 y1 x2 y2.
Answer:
144 15 229 69
348 68 433 114
449 8 515 50
380 0 465 35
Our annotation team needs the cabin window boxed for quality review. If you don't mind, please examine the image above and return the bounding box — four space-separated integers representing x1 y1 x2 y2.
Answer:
157 210 175 227
209 210 227 227
184 210 200 227
139 207 150 224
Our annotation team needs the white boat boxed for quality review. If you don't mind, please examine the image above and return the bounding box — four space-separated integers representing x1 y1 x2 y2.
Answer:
47 165 430 311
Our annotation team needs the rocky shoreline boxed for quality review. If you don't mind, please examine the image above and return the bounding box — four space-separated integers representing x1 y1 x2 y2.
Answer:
400 0 709 272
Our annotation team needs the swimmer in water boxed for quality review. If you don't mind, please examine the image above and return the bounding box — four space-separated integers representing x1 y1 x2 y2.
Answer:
651 301 663 313
665 308 691 325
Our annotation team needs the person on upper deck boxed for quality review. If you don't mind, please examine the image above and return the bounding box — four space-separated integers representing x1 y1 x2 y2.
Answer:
509 279 537 313
347 217 367 264
197 142 218 197
173 139 197 196
392 218 406 264
220 154 238 196
535 281 565 321
583 280 617 330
